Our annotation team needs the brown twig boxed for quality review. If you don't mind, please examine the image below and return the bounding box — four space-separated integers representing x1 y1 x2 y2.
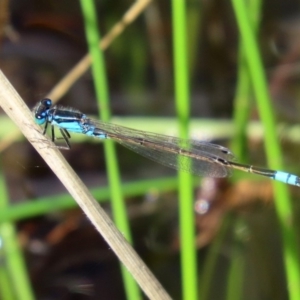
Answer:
0 70 171 299
47 0 153 101
0 0 152 152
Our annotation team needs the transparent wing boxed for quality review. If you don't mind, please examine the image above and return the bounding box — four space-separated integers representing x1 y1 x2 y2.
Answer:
117 137 230 177
89 119 232 178
89 119 234 159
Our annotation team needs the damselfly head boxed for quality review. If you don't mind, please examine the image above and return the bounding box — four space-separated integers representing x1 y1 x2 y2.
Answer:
33 98 52 125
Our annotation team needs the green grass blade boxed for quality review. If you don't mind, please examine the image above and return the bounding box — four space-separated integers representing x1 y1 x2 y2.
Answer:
226 249 244 300
0 265 15 300
79 1 141 299
199 215 232 300
0 176 202 223
171 0 197 299
231 0 300 299
0 163 34 300
231 0 262 159
229 1 262 296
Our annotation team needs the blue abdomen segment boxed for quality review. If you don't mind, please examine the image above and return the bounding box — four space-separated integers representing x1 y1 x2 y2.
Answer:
274 171 300 186
51 113 107 139
51 111 85 133
52 120 84 133
89 127 107 139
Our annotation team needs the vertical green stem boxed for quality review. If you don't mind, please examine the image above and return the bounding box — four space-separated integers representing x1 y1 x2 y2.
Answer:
171 0 197 299
0 163 34 300
231 0 300 299
229 1 262 296
0 265 15 300
199 215 232 300
226 250 244 300
231 0 261 159
79 1 141 299
231 50 252 160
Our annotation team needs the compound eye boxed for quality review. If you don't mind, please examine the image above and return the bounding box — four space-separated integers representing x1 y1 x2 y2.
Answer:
40 98 52 108
35 114 46 125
